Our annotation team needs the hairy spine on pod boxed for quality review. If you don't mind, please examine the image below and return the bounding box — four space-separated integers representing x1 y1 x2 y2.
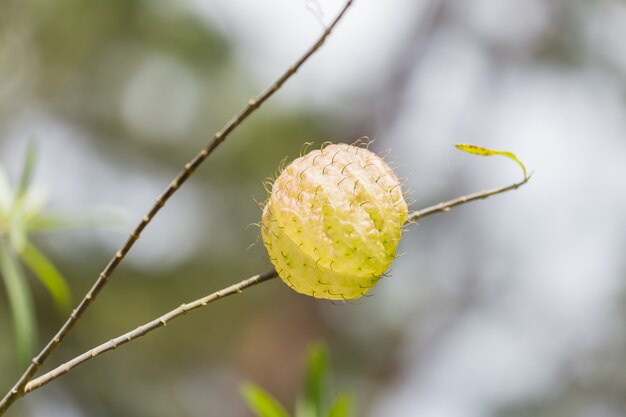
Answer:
261 143 408 300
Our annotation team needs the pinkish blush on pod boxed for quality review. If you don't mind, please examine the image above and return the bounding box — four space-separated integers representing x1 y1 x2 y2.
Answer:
261 143 408 300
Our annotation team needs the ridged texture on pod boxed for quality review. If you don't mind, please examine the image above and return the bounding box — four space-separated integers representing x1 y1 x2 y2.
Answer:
262 143 408 300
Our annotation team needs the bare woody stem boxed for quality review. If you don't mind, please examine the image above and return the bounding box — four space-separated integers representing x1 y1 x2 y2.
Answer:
0 1 355 414
408 174 530 222
25 270 279 394
22 175 529 394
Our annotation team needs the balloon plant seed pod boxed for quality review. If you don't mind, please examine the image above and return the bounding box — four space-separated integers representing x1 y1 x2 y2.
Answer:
261 142 408 300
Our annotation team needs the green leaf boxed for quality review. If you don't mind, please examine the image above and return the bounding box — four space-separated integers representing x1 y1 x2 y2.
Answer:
0 241 37 366
19 240 71 312
326 394 352 417
25 213 87 233
455 144 527 180
25 210 126 234
19 186 47 223
295 399 315 417
0 166 12 214
241 384 291 417
8 216 27 253
304 343 329 417
16 142 38 201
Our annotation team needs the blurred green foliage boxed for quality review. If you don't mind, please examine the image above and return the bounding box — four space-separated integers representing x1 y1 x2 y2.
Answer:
242 343 353 417
0 145 72 364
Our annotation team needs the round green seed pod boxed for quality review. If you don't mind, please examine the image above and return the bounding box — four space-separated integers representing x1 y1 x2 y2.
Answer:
261 143 408 300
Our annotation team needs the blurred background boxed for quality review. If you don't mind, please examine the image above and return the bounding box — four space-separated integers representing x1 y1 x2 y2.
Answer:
1 0 626 416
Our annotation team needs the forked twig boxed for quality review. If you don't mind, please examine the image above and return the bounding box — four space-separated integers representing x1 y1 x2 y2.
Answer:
23 174 529 394
0 1 354 413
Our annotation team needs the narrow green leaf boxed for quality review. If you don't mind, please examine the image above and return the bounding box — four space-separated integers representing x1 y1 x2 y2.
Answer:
0 166 12 214
25 213 86 233
20 240 71 312
8 216 27 253
0 241 37 366
16 142 38 201
304 343 329 417
19 186 47 223
241 384 291 417
26 210 126 234
295 397 316 417
455 144 527 180
326 394 352 417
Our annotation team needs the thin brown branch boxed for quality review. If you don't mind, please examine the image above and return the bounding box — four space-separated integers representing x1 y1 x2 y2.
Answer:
407 174 530 222
0 2 355 414
20 174 530 394
24 270 278 394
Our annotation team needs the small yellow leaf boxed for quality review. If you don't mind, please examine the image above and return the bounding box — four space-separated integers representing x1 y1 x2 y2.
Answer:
455 144 527 179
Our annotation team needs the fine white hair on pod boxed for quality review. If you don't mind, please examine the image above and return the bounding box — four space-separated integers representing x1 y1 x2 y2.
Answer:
261 142 408 300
